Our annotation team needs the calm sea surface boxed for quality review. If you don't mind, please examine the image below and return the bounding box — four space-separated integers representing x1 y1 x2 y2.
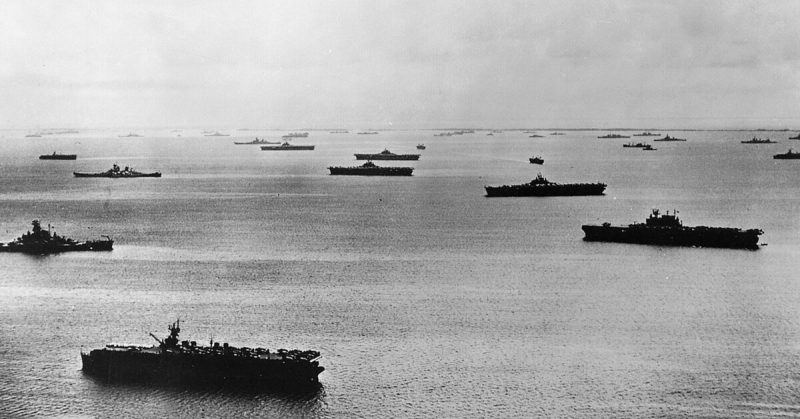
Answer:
1 129 799 417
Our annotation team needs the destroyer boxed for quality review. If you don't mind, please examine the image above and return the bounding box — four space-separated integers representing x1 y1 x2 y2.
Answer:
328 161 413 176
653 135 687 142
260 142 315 151
582 209 762 250
484 173 606 197
81 320 324 389
39 152 77 160
74 164 161 178
0 220 112 254
354 149 420 160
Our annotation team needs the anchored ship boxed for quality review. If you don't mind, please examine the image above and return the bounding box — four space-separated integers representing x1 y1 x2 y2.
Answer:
204 131 230 137
653 135 687 142
282 132 309 138
354 149 420 160
39 152 77 160
81 320 324 390
484 173 606 197
0 220 112 254
632 132 660 136
790 133 800 140
328 161 413 176
260 142 315 151
598 133 629 139
529 156 544 164
416 144 426 150
622 142 649 148
234 138 280 145
582 209 762 250
741 137 777 144
74 164 161 178
774 149 800 159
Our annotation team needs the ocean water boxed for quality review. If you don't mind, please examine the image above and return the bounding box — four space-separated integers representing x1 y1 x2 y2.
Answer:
1 129 799 417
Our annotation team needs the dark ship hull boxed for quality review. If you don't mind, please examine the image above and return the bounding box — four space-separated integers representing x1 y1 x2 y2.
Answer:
485 183 606 197
260 145 315 150
39 154 77 160
354 154 419 160
329 166 413 176
74 172 161 178
582 225 761 250
234 140 280 145
0 239 112 254
773 152 800 159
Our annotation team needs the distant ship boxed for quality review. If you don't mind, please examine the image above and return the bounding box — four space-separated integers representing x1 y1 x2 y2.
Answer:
529 156 544 165
233 138 280 145
598 133 630 139
416 144 426 150
282 132 309 138
329 130 349 134
789 133 800 140
354 149 420 160
484 173 606 197
529 134 544 138
550 132 565 135
653 135 687 142
632 132 660 136
74 164 161 178
25 133 42 138
773 149 800 159
741 137 777 144
81 320 324 390
39 152 77 160
0 220 113 254
622 142 649 148
118 133 142 138
328 161 414 176
582 209 762 250
357 131 379 135
642 144 656 151
204 131 230 137
260 142 315 151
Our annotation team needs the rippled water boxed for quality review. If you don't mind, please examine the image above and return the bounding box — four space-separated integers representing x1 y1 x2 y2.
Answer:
1 129 800 417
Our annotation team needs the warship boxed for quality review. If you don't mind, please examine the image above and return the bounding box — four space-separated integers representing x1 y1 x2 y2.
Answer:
354 149 420 160
529 134 544 138
741 137 777 144
529 156 544 164
74 164 161 178
790 133 800 140
81 320 324 390
234 138 280 145
632 132 660 136
328 161 413 176
39 152 77 160
653 135 687 142
260 142 315 151
416 144 426 150
582 209 762 250
484 173 606 197
773 149 800 159
118 133 142 138
0 220 112 254
598 133 630 138
282 132 309 138
622 142 649 148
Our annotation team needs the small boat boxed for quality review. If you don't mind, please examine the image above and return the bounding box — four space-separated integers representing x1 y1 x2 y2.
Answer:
774 149 800 159
74 164 161 178
529 156 544 165
741 137 777 144
39 152 77 160
642 144 657 151
233 138 280 145
416 144 426 150
260 142 315 151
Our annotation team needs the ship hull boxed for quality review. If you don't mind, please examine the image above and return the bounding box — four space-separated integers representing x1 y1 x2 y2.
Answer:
73 172 161 178
484 183 606 197
39 154 77 160
260 146 315 150
354 154 419 160
773 154 800 159
329 167 413 176
81 349 323 390
0 239 113 254
581 225 760 250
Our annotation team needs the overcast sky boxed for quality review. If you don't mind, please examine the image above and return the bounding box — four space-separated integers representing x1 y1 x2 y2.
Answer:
2 0 799 129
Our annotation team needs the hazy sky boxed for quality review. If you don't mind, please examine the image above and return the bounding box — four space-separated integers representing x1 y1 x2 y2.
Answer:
2 0 799 129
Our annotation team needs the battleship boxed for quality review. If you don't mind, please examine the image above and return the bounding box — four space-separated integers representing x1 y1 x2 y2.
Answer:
260 142 315 151
598 133 630 139
773 149 800 159
0 220 112 254
653 135 687 142
582 209 762 250
74 164 161 178
39 152 77 160
81 320 324 390
354 149 420 160
233 138 280 145
741 137 777 144
529 156 544 164
328 161 413 176
484 173 606 197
